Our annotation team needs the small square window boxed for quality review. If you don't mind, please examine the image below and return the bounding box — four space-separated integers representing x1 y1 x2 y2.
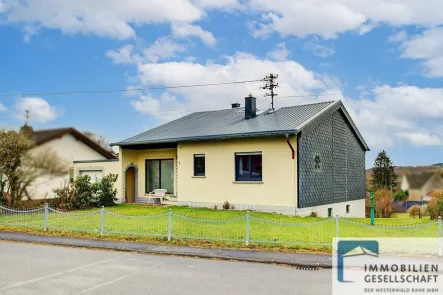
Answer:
235 153 262 181
346 205 350 214
194 154 205 176
328 208 333 218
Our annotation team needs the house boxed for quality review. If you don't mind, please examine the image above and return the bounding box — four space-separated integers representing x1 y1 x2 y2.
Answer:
73 97 369 217
401 172 443 201
21 126 118 199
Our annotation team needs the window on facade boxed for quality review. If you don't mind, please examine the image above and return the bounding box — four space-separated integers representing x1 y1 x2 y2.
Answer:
146 159 174 194
235 153 262 181
346 205 350 214
194 154 205 176
328 208 332 218
69 167 74 183
314 154 322 172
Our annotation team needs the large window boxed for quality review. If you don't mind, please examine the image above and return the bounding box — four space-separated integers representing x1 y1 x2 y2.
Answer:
146 159 174 194
194 154 205 176
235 153 262 181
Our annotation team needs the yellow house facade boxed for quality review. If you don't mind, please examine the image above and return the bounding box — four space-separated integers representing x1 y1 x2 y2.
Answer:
74 98 369 217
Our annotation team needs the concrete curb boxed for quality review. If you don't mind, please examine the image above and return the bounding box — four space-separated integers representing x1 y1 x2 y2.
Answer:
0 231 332 269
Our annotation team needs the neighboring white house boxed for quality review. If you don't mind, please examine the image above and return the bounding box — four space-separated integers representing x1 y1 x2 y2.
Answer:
400 172 443 201
22 126 117 199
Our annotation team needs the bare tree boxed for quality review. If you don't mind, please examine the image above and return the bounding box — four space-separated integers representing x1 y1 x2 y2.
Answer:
83 131 114 153
0 130 69 206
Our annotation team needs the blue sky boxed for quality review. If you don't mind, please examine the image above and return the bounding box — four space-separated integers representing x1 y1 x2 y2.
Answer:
1 0 443 168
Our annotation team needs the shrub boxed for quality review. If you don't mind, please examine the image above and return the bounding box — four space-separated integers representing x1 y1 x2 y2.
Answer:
405 190 409 197
374 189 394 218
394 191 408 202
54 174 118 210
408 205 421 218
92 174 118 207
428 190 443 220
421 204 429 217
310 211 318 218
222 201 230 210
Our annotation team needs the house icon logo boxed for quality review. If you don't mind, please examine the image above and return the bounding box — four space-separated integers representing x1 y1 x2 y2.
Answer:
337 240 379 283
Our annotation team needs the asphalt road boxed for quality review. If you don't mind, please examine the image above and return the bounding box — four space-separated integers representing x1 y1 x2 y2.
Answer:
0 241 331 295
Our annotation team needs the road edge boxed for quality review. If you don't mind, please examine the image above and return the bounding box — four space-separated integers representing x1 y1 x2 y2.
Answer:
0 231 332 269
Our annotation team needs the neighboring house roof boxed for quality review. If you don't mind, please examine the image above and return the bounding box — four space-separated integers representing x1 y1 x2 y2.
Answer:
113 100 369 151
405 173 437 189
33 128 117 159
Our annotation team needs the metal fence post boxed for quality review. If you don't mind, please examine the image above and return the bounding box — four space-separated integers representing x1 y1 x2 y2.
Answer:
100 206 105 236
438 216 442 257
167 209 172 241
335 214 339 240
44 203 48 231
246 211 250 246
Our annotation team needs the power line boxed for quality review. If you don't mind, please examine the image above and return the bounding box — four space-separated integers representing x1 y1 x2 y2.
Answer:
0 79 263 98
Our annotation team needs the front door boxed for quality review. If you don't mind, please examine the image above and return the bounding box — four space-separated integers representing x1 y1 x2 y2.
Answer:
146 159 174 194
125 167 136 203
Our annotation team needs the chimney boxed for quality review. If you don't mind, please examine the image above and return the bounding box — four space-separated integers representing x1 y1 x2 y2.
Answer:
245 94 257 119
231 103 240 109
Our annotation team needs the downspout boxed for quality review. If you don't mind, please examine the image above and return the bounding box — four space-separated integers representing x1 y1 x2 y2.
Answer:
286 134 296 216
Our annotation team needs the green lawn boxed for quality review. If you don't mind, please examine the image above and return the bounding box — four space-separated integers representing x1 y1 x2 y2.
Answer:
0 204 439 250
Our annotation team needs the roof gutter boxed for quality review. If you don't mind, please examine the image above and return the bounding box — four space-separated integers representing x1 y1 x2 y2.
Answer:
112 130 298 147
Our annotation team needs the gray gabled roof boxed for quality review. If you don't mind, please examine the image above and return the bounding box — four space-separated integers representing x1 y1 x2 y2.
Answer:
112 100 369 151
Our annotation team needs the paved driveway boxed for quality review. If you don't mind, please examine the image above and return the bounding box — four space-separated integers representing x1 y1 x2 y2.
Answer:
0 241 332 295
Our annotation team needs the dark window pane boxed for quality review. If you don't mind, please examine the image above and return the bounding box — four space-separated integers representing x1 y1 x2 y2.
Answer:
250 155 262 180
146 159 175 194
194 155 205 176
235 153 262 181
160 160 174 193
146 160 160 193
236 155 250 180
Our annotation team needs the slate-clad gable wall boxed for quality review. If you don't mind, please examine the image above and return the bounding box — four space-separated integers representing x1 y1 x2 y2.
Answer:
298 109 365 208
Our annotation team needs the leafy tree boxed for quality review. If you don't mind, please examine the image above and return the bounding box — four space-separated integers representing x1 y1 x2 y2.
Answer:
393 191 407 202
0 130 68 206
372 150 397 191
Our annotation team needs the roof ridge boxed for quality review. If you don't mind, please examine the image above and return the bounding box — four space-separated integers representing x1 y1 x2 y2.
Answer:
34 127 72 133
277 100 338 109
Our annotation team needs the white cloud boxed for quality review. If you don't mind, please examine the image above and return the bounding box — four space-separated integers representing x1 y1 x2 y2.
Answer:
0 1 6 13
143 37 187 62
267 42 289 61
4 0 203 40
248 0 443 39
14 97 58 123
106 37 187 65
106 45 141 65
133 52 337 121
303 37 335 57
396 27 443 77
346 85 443 149
22 25 39 43
194 0 242 9
0 103 6 112
388 30 407 43
171 23 217 47
131 92 186 122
